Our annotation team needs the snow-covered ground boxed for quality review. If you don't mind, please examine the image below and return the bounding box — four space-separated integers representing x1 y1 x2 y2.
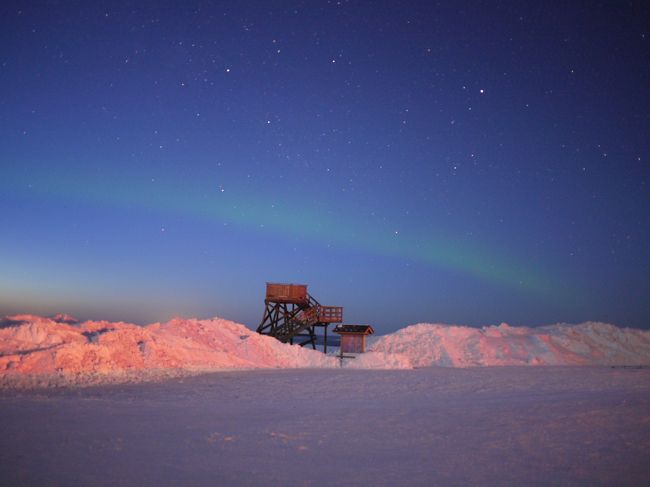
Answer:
2 314 650 484
1 366 649 486
2 314 650 387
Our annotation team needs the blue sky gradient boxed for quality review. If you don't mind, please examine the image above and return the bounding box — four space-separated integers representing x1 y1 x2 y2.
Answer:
1 1 649 330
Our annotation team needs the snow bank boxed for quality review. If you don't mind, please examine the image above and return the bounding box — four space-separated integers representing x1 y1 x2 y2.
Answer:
0 314 340 387
370 322 650 367
2 314 649 387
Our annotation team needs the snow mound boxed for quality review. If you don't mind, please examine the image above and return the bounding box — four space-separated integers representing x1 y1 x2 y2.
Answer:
2 314 649 387
370 322 650 367
0 314 341 387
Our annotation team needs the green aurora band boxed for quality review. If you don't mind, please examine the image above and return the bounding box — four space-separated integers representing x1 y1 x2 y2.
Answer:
3 166 561 296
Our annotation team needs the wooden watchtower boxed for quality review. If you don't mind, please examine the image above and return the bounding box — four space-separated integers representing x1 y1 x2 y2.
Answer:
256 283 343 352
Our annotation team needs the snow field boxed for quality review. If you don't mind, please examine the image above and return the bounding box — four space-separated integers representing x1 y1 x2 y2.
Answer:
1 367 649 486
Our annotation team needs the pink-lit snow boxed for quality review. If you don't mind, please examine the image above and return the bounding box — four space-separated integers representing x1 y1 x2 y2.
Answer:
2 314 650 485
0 314 338 387
369 321 650 367
2 314 650 387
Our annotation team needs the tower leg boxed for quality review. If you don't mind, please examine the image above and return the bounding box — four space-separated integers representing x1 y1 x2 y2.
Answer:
309 326 316 350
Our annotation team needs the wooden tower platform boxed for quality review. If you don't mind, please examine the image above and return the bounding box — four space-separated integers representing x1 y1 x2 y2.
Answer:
256 283 343 352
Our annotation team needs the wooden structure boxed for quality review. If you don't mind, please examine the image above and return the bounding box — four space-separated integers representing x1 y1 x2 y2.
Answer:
257 283 343 351
333 325 374 353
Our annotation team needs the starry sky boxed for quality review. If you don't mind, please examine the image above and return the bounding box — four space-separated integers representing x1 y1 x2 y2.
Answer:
1 1 649 331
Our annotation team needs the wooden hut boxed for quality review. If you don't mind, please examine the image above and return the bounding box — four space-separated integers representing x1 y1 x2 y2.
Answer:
333 325 374 353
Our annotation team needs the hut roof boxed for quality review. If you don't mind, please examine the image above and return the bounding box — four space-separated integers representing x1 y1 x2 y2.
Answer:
333 324 374 335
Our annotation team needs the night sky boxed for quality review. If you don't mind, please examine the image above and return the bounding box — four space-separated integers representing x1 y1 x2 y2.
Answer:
1 1 649 332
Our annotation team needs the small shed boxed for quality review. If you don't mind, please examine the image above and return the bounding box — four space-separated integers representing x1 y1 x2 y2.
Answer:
333 325 374 353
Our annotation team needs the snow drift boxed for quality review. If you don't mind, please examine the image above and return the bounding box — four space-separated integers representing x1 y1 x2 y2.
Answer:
0 314 410 387
369 322 650 367
1 314 649 387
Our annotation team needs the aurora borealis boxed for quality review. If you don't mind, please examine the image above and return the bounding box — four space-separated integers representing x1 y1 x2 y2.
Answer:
1 2 649 330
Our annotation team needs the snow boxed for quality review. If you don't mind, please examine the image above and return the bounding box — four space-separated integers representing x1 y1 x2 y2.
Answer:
369 322 650 367
1 314 650 387
1 367 649 486
0 314 342 387
2 314 650 484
